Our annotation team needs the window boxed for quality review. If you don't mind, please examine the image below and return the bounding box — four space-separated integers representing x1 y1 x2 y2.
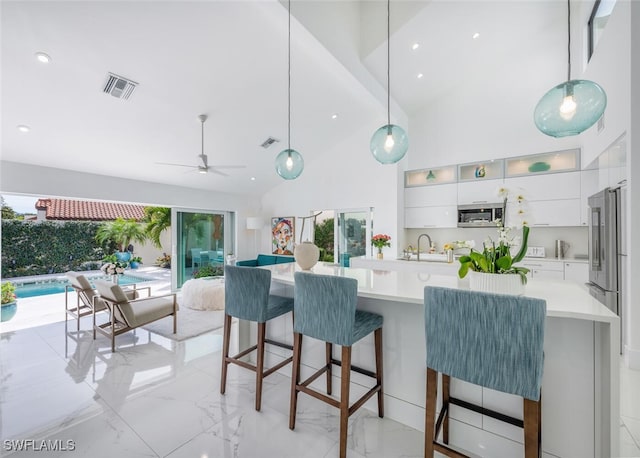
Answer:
588 0 617 61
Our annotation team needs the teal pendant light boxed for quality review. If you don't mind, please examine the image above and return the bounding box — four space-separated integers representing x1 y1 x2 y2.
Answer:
276 0 304 180
370 0 408 164
534 0 606 138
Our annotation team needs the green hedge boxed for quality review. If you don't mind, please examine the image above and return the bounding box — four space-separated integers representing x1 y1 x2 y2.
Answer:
1 220 106 278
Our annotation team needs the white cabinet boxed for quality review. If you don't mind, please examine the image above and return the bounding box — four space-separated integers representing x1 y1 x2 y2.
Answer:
580 170 599 226
503 172 581 227
457 179 504 205
506 199 580 227
405 183 457 228
405 183 457 207
564 261 589 284
504 171 581 201
519 259 564 280
405 205 457 228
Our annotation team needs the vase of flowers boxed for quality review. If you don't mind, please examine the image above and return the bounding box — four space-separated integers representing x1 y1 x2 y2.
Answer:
458 187 530 295
101 254 128 283
371 234 391 260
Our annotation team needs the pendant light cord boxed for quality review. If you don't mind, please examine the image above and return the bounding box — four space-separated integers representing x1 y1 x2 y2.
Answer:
566 0 571 81
201 118 204 156
287 0 292 152
387 0 391 127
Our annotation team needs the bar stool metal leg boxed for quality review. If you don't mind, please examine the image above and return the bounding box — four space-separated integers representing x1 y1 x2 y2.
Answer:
326 342 333 395
339 346 351 458
375 327 384 417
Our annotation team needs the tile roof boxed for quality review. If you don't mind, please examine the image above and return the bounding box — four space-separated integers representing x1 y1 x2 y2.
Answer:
35 199 146 221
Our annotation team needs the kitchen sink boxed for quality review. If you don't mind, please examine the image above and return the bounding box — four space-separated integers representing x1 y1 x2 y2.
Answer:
399 253 449 262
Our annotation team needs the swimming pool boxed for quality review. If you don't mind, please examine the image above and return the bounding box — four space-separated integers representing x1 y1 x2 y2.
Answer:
13 274 152 299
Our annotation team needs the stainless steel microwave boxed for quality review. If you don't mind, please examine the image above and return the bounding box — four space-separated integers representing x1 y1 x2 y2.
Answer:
457 203 504 227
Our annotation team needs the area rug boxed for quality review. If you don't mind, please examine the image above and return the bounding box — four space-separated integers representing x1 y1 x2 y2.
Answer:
141 306 225 341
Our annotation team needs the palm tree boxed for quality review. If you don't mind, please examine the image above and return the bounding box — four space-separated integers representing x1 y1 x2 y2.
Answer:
144 207 171 249
95 217 147 253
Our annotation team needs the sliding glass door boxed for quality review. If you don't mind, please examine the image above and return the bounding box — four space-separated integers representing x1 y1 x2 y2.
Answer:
336 208 372 262
171 209 235 289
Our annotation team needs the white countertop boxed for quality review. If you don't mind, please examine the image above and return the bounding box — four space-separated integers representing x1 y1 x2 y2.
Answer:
261 262 617 324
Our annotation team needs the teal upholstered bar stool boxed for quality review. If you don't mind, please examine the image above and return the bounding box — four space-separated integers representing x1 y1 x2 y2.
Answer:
289 272 384 458
221 265 294 411
424 286 546 458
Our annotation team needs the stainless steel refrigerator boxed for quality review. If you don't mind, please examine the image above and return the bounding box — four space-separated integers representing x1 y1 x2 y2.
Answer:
587 186 627 347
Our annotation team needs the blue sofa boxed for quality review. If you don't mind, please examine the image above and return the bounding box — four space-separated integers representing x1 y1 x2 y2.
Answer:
236 254 295 267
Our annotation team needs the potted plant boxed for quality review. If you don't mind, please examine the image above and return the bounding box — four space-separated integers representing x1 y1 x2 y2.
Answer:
95 217 147 262
1 282 18 322
457 188 530 295
129 256 143 269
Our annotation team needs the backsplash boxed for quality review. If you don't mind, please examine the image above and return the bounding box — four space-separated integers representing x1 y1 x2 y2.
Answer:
404 226 588 259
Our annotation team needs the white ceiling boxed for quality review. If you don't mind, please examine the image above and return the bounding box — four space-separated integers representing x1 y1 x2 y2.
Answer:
1 1 569 198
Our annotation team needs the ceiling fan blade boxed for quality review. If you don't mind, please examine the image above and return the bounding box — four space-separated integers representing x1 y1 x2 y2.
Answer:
155 162 197 168
209 165 246 169
209 168 229 177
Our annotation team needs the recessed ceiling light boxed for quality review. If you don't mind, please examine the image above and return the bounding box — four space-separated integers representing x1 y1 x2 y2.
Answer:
17 125 30 133
34 52 51 63
412 43 420 50
250 177 256 181
417 73 424 79
331 113 338 119
472 32 480 40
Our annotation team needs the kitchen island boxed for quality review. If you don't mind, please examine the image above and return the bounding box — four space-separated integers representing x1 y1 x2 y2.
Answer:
255 262 619 458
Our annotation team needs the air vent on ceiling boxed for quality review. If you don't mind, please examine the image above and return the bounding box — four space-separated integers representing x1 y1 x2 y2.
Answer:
260 137 280 149
103 73 138 100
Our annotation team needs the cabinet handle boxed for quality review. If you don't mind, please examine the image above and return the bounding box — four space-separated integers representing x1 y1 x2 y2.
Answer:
533 223 550 226
471 200 488 204
422 225 435 228
525 263 542 267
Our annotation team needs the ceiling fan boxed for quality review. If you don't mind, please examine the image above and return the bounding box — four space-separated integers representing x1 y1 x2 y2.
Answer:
156 114 245 176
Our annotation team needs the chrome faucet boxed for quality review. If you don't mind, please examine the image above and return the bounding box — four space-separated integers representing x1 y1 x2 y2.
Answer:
417 233 432 262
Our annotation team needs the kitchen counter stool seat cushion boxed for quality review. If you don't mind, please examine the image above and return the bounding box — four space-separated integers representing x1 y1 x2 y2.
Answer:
290 272 384 458
423 286 546 457
221 265 294 411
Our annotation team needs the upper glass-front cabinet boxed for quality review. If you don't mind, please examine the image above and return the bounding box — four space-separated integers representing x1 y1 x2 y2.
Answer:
505 149 580 177
458 159 504 182
405 165 456 187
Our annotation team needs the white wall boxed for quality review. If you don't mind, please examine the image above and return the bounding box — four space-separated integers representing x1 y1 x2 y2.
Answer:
260 122 404 256
0 161 259 261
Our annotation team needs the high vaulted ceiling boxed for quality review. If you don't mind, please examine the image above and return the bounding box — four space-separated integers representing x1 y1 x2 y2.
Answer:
1 1 568 197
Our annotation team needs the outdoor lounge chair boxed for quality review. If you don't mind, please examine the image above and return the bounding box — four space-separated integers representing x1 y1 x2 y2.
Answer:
93 280 178 352
65 271 146 332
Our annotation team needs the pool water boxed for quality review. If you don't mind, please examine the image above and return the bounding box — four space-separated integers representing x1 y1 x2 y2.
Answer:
14 274 151 299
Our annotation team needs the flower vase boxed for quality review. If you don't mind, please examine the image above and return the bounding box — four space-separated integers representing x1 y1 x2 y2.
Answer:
468 271 525 296
376 248 383 260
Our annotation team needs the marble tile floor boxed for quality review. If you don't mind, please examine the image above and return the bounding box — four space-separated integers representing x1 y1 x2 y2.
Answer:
1 316 639 457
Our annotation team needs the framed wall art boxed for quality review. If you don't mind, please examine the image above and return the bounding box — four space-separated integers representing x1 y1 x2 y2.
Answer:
271 216 295 255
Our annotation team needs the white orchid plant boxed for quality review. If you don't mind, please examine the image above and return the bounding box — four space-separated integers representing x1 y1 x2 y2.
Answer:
458 187 531 284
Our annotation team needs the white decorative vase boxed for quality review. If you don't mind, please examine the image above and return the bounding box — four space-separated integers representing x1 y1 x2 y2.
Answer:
294 241 320 270
468 271 525 296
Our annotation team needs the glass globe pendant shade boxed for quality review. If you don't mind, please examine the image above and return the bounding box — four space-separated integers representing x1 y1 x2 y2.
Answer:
275 148 304 180
370 124 409 164
534 79 607 138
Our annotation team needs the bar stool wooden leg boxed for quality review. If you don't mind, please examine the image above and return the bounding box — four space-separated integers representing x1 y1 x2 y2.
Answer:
523 397 541 458
256 322 266 411
339 345 352 458
220 313 232 394
443 373 451 444
326 342 333 395
289 332 303 430
374 327 384 417
425 368 437 458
